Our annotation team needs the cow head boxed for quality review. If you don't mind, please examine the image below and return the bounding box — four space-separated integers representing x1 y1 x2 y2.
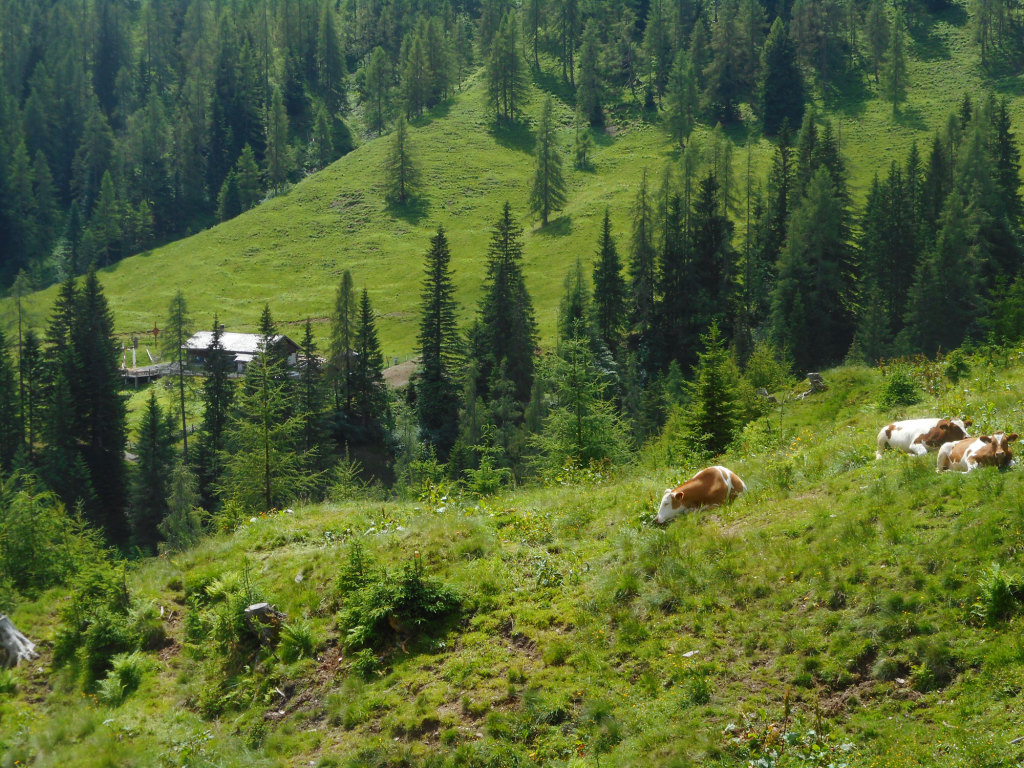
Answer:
978 432 1018 468
655 488 685 525
918 418 970 449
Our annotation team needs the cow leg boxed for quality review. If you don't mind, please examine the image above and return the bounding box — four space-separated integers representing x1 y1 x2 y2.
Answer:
907 442 928 456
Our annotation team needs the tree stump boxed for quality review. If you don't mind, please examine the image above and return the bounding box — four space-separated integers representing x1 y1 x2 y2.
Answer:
797 372 827 400
0 615 38 669
244 603 287 646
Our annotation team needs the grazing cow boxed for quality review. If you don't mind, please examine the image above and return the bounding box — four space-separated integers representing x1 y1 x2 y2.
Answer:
936 432 1018 472
655 466 746 525
875 418 971 459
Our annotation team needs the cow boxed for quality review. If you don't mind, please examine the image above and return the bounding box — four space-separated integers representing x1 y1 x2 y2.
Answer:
936 432 1018 472
875 418 972 459
655 466 746 525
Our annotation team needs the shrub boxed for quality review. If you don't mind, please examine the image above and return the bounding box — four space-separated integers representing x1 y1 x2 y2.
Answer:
871 656 901 682
878 363 921 410
0 669 16 694
944 349 971 384
279 619 318 663
96 651 147 705
351 648 381 678
972 563 1018 626
910 638 957 692
337 540 375 596
339 555 463 650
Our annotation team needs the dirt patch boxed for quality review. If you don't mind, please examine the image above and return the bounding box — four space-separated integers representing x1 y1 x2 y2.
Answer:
384 358 419 388
820 680 878 717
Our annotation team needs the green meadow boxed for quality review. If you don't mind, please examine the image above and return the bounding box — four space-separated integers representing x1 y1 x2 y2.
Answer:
5 348 1024 767
3 4 1021 360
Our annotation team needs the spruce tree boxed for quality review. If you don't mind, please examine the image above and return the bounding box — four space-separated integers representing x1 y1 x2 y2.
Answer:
416 227 461 457
73 267 128 538
573 104 594 170
363 47 392 136
629 171 657 357
477 202 538 404
485 12 527 122
297 319 326 459
770 167 852 371
704 5 742 123
882 10 908 114
866 0 890 83
162 290 192 462
196 316 235 509
384 115 419 206
217 170 242 221
265 87 293 191
235 144 262 210
529 97 569 226
0 327 19 474
684 322 742 456
577 21 602 126
689 173 735 339
759 18 804 137
20 329 41 464
129 390 175 552
350 289 390 440
665 49 698 149
557 258 593 345
329 271 357 412
315 3 347 116
592 209 627 352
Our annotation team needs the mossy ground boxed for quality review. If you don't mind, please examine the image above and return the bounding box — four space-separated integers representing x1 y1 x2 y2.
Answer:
5 348 1024 767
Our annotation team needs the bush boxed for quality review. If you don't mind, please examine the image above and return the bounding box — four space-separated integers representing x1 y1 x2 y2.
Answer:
973 563 1018 626
944 349 971 384
97 651 147 705
0 669 16 694
339 555 463 650
279 619 319 663
878 363 921 410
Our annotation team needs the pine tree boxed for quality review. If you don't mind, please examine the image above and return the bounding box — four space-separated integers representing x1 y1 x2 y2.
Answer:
990 97 1022 227
704 5 742 123
556 0 581 85
297 319 326 460
222 331 310 512
485 12 527 122
557 258 592 345
644 0 674 98
20 329 42 464
315 3 347 116
665 50 698 149
524 0 543 69
217 170 242 221
90 170 121 266
577 21 603 126
416 226 461 457
329 271 356 412
573 103 594 170
0 327 19 473
350 289 390 439
689 173 735 340
882 10 908 114
592 209 627 352
161 290 192 462
759 18 805 137
363 47 392 137
129 390 175 552
384 115 419 205
529 97 569 226
235 144 262 210
477 202 538 404
158 461 203 552
683 322 742 456
866 0 890 83
196 316 235 510
770 167 852 371
629 171 657 356
402 29 429 119
265 87 293 192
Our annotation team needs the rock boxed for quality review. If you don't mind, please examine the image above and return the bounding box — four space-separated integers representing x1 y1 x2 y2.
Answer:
244 603 287 646
0 615 39 669
796 372 827 400
756 387 778 404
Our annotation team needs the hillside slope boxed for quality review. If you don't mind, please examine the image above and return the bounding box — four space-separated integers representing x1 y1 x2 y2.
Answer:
4 352 1024 767
4 5 1021 358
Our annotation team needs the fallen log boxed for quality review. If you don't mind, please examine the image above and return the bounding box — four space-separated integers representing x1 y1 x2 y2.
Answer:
0 615 38 669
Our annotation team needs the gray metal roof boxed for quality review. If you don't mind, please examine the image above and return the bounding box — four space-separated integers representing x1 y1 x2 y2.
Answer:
184 331 295 355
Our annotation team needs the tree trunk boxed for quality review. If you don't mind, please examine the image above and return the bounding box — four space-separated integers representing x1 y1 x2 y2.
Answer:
0 615 38 669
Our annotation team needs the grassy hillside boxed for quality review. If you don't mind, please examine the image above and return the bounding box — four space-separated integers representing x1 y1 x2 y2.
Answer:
3 4 1022 359
5 348 1024 767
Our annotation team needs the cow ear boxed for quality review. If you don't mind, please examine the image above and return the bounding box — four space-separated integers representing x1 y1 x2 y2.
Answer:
1008 433 1019 442
980 436 992 444
964 419 974 427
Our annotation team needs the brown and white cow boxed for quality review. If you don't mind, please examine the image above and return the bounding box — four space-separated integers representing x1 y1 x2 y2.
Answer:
936 432 1018 472
875 418 972 459
655 466 746 524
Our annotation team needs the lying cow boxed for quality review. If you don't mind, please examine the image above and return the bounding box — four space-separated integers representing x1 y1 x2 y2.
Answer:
875 418 971 459
936 432 1018 472
655 466 746 524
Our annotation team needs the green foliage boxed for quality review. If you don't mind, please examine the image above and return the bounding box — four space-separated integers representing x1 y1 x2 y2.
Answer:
878 363 922 410
683 323 743 456
97 651 148 705
384 116 419 206
944 349 971 384
528 97 568 226
972 563 1018 626
279 619 319 663
0 473 104 595
339 555 463 650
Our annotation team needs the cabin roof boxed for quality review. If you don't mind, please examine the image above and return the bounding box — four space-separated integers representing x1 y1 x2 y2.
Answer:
184 331 298 355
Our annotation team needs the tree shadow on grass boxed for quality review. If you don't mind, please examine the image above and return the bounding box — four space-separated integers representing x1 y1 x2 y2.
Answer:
822 68 872 118
410 101 452 129
533 215 572 237
893 104 929 132
906 5 964 62
993 73 1024 97
387 196 431 225
490 120 536 154
531 68 577 105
